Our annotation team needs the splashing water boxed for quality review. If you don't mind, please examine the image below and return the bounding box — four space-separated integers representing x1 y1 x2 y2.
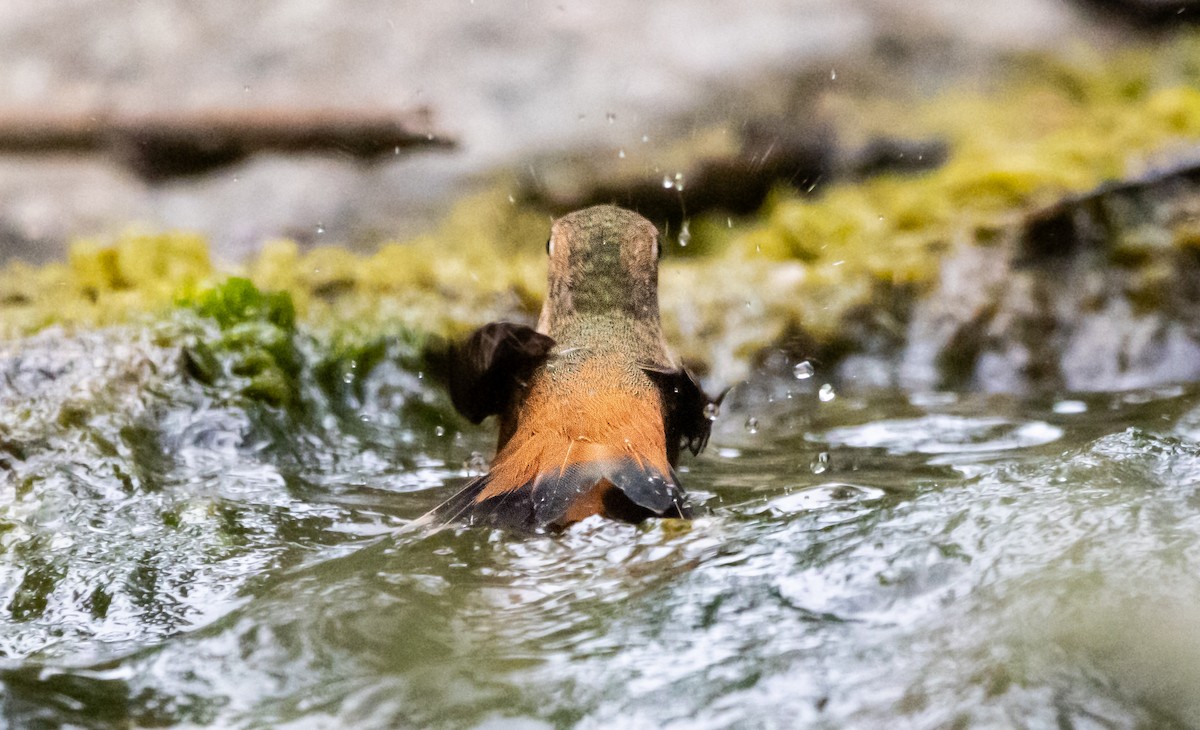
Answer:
793 361 815 379
2 323 1199 728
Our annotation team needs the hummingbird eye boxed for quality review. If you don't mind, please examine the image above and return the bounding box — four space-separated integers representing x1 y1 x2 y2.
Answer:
546 237 553 256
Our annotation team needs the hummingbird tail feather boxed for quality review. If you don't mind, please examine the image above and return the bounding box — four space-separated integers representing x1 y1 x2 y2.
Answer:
426 441 690 531
426 473 539 530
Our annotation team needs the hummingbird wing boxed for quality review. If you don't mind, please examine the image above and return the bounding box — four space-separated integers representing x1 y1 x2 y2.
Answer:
426 322 555 424
641 364 723 465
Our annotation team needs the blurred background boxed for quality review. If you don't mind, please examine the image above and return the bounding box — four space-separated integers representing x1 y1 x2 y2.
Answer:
0 0 1139 265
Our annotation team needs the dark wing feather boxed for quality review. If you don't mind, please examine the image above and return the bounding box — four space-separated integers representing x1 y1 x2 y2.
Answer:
426 457 690 532
427 322 555 424
427 473 538 531
642 364 723 465
529 458 691 527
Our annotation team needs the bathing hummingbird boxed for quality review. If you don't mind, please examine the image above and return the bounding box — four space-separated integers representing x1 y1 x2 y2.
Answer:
425 205 720 531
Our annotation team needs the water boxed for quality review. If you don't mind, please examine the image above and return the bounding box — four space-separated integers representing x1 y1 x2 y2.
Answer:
3 324 1200 728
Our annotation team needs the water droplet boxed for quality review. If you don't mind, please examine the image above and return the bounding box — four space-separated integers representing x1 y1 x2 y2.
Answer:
606 111 616 123
678 220 690 247
830 68 837 80
744 416 759 434
818 384 836 402
703 402 720 421
434 425 446 437
243 85 251 93
618 148 626 159
641 134 649 143
394 145 400 155
315 223 325 235
793 361 814 379
811 451 830 474
673 172 685 191
726 217 733 228
662 176 674 189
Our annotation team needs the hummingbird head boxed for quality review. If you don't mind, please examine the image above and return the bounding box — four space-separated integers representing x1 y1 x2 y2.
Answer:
539 205 662 333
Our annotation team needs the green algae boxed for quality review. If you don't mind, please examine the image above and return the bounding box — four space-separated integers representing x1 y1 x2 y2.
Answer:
0 230 214 339
181 276 296 332
178 278 302 406
0 187 550 346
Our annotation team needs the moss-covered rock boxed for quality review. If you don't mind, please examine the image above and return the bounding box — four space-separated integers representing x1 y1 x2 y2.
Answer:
3 35 1200 390
176 278 301 407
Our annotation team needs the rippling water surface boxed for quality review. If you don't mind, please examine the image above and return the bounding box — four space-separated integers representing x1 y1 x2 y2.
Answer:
3 326 1200 728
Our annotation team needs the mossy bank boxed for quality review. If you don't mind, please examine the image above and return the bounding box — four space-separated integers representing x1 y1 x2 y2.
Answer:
4 35 1200 391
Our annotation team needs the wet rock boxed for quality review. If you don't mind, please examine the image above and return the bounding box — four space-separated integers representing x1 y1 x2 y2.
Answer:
894 160 1200 392
1019 159 1200 261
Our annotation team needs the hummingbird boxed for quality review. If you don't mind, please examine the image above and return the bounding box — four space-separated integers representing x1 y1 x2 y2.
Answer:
425 205 720 531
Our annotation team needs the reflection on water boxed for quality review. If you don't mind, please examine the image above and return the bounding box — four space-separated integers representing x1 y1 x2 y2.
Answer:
822 415 1063 455
3 329 1200 728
